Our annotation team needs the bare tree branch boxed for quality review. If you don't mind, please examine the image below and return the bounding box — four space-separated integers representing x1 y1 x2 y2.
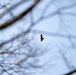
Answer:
0 0 40 30
64 69 76 75
31 29 76 39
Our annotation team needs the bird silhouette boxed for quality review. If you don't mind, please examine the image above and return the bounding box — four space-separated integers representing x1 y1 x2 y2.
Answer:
40 34 44 42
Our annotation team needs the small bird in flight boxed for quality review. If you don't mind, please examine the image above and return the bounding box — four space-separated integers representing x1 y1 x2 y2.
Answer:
40 34 44 42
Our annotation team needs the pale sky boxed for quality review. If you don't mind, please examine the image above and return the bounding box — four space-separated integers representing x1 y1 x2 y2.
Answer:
0 0 76 75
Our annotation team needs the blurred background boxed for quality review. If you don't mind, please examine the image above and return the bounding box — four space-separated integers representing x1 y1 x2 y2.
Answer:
0 0 76 75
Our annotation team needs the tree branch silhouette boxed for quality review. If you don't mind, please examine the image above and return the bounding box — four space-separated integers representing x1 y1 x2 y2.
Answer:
0 0 40 30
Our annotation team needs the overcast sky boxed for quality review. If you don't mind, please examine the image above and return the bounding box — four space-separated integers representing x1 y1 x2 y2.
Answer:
0 0 76 75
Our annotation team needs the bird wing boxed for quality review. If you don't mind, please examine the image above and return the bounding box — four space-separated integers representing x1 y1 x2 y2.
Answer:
41 34 43 39
41 34 44 41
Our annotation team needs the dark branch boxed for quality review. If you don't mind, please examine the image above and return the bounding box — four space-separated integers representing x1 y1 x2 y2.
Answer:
64 69 76 75
0 0 40 30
